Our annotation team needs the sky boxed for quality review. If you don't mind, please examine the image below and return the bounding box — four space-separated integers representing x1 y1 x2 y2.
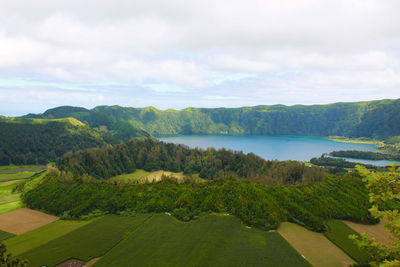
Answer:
1 0 400 116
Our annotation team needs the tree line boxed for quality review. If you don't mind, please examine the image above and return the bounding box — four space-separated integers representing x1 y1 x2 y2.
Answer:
22 173 375 232
57 138 325 185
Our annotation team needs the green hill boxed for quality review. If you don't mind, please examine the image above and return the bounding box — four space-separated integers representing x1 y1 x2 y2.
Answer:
24 98 400 138
0 117 116 165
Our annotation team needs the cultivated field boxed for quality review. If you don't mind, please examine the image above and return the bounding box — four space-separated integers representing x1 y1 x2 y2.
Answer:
324 220 370 264
0 208 58 234
344 220 395 246
0 229 14 241
19 214 152 267
95 214 310 267
0 182 23 215
4 219 95 256
278 222 355 267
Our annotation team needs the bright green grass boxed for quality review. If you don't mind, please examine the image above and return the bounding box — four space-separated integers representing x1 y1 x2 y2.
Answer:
95 214 310 267
0 229 15 241
0 165 44 171
0 172 37 181
0 200 23 214
4 219 96 256
19 214 152 267
110 169 151 182
0 182 22 214
324 220 371 264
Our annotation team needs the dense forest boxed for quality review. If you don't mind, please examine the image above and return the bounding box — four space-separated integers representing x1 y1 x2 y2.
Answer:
25 98 400 138
330 150 400 161
57 138 325 185
0 117 116 165
21 174 376 232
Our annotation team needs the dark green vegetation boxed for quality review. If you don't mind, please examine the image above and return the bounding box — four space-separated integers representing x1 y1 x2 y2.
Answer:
310 156 385 171
19 214 151 267
57 138 325 184
0 117 116 166
324 220 371 265
330 150 400 161
22 173 376 232
0 230 14 241
95 214 310 267
26 98 400 138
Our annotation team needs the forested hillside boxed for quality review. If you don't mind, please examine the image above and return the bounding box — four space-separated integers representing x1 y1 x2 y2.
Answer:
0 117 116 165
25 98 400 138
57 138 325 185
22 175 375 232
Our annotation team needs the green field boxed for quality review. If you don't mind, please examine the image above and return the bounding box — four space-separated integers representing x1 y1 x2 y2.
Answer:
0 229 15 241
0 172 37 181
278 222 354 267
4 219 96 256
0 165 45 172
0 181 22 214
324 220 371 264
95 214 310 267
19 214 152 267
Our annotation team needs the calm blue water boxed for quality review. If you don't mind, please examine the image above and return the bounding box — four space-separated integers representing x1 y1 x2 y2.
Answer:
158 135 399 166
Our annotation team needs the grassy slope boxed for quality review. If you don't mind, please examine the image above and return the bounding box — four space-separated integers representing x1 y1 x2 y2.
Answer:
19 214 151 267
323 220 370 264
278 222 355 267
0 168 46 215
95 214 310 267
0 172 37 181
4 219 96 256
0 182 22 214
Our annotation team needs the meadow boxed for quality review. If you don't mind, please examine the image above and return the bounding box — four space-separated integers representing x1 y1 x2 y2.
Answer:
4 218 97 255
19 214 151 266
324 220 371 264
95 214 310 267
277 222 355 267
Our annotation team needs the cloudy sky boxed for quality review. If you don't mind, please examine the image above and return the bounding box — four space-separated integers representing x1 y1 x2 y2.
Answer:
1 0 400 116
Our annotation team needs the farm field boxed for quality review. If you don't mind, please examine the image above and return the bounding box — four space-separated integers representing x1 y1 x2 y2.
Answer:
95 214 310 267
0 229 14 241
0 181 23 214
278 222 355 267
19 214 152 267
344 220 395 246
0 208 58 234
3 219 95 256
324 220 371 264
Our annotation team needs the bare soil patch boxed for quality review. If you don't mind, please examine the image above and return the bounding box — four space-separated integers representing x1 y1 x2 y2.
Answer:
0 208 58 234
84 258 100 267
57 259 85 267
343 220 395 246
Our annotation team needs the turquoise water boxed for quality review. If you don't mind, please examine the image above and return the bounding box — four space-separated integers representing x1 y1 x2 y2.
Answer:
158 135 399 166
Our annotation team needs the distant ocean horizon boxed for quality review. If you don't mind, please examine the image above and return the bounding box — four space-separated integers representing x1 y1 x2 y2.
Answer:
158 134 399 166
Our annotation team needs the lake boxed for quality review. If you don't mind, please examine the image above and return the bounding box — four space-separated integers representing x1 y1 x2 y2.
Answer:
158 135 399 166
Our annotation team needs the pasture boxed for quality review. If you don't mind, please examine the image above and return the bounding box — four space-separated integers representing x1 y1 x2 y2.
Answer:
344 220 395 246
4 219 95 255
278 222 355 267
324 220 371 264
94 214 310 267
0 208 58 234
0 181 23 215
19 214 152 267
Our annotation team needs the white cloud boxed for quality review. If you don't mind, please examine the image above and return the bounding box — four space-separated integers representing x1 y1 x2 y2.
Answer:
0 0 400 114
